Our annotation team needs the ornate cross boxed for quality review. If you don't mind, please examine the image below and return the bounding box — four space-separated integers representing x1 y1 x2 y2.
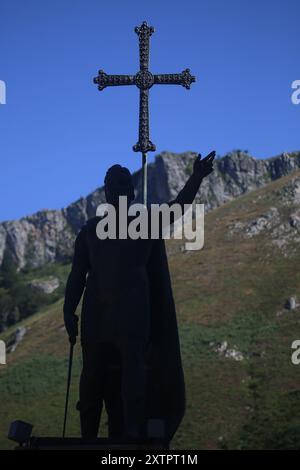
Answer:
93 21 196 205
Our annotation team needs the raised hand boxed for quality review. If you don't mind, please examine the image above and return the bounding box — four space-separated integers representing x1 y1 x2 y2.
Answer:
193 151 216 179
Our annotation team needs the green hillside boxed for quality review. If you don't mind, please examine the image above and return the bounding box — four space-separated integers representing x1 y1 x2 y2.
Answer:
1 170 300 449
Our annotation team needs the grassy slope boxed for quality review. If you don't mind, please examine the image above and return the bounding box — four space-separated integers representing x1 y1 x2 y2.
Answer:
1 171 300 450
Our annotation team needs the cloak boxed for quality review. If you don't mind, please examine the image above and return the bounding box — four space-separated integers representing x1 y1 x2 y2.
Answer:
145 237 186 442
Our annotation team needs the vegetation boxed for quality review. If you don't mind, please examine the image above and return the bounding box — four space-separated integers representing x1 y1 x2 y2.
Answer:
0 257 69 332
1 171 300 449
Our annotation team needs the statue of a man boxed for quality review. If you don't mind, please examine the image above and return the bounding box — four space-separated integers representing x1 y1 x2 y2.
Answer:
63 151 215 442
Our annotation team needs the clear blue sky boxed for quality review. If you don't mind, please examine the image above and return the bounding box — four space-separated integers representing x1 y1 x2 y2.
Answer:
1 0 299 221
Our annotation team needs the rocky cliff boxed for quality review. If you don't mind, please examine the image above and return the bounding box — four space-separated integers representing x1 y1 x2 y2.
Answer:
1 150 300 270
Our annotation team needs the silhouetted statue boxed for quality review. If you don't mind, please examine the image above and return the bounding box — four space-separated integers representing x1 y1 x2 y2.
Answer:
63 151 215 442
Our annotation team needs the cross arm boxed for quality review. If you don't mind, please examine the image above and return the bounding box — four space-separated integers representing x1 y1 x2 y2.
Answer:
93 70 135 91
134 21 154 71
154 68 196 89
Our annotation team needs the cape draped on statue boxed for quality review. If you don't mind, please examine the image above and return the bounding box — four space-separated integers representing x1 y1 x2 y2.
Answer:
145 236 186 441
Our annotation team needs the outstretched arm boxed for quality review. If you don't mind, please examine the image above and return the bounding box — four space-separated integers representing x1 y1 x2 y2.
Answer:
169 151 215 209
63 225 90 344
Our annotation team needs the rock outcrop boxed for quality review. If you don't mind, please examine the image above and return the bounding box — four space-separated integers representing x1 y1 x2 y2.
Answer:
227 173 300 257
28 276 60 294
1 150 300 270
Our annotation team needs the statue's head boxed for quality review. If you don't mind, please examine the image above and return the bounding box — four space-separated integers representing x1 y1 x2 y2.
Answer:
104 164 135 206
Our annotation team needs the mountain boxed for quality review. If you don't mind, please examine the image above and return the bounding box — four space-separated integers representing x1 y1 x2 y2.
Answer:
1 150 300 271
1 167 300 449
